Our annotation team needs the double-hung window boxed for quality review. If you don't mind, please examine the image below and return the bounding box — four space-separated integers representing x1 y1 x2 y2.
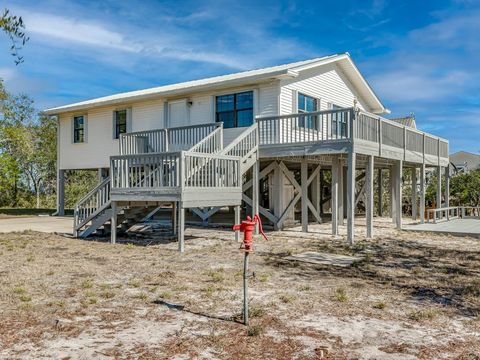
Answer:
216 91 254 128
114 109 127 139
73 115 85 143
298 93 318 129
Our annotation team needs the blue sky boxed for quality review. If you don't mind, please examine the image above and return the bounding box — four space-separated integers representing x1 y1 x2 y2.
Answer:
1 0 479 153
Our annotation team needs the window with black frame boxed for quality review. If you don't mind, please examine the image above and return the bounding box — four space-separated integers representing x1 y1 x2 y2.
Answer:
114 110 127 139
298 93 318 129
331 104 347 138
73 115 85 143
216 91 253 128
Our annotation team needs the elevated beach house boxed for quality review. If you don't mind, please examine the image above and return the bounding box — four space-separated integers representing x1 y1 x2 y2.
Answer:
44 53 449 251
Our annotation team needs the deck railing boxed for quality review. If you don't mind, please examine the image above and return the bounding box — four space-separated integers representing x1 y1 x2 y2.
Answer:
111 153 181 188
257 109 449 163
427 206 480 223
223 124 258 158
168 123 220 152
111 150 241 190
119 123 221 155
189 123 223 154
257 108 354 145
184 152 240 188
119 129 166 154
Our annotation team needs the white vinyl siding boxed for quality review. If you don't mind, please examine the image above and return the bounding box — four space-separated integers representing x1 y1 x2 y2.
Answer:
279 63 368 114
189 95 213 125
58 83 282 170
61 108 120 169
131 99 164 132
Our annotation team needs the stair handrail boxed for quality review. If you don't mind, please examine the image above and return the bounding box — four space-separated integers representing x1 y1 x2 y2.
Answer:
188 123 223 153
222 123 258 158
221 124 259 174
167 123 221 152
74 176 111 231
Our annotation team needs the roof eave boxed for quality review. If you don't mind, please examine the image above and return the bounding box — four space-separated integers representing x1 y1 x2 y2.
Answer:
43 69 293 116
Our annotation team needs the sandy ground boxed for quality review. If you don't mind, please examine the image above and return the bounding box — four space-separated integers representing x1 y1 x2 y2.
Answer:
1 218 480 359
0 216 73 234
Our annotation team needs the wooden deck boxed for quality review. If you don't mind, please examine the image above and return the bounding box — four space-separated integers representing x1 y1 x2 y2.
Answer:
403 219 480 238
72 108 450 250
257 108 449 166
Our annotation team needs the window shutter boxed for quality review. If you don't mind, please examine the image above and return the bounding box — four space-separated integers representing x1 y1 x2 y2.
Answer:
292 90 298 113
112 111 116 139
253 89 259 118
71 116 74 144
211 95 215 123
84 115 88 143
163 101 169 128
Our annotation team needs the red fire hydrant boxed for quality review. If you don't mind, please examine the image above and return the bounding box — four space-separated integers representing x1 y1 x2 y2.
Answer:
233 214 268 252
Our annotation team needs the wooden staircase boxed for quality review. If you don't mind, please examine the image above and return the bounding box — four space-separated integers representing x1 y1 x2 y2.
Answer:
73 122 259 238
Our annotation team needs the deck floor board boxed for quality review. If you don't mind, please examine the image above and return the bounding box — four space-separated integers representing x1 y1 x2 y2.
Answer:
403 219 480 238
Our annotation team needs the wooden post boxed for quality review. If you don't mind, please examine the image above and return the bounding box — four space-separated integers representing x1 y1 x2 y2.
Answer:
377 168 383 217
98 168 108 181
111 201 117 244
390 167 396 223
301 159 308 233
56 169 65 216
172 202 177 235
445 165 450 208
178 202 185 253
342 166 348 221
347 151 356 245
338 163 344 226
235 205 241 242
319 169 324 217
394 160 403 229
313 169 321 222
273 162 282 231
436 166 442 208
412 167 418 220
420 163 426 224
252 159 260 234
331 157 339 236
366 155 374 239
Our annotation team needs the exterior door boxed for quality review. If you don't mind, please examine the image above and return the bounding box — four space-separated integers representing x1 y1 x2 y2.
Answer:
168 99 189 127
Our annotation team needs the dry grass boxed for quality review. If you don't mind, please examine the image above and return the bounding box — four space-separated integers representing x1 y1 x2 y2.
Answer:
1 219 480 358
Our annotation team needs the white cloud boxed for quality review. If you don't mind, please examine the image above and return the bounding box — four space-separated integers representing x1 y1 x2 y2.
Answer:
23 11 141 52
13 5 314 71
370 68 471 102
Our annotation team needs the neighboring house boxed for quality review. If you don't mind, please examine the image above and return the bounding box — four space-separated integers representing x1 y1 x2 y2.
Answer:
44 53 450 250
450 151 480 174
390 114 416 129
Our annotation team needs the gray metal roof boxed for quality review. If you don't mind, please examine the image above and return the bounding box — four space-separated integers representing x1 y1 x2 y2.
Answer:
44 53 388 115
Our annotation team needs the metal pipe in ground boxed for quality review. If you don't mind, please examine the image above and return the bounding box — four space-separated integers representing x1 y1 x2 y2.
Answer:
243 251 249 326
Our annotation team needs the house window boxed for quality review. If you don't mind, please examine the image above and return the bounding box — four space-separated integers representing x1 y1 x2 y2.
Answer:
298 93 319 129
73 115 85 143
331 104 347 138
114 110 127 139
216 91 253 128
